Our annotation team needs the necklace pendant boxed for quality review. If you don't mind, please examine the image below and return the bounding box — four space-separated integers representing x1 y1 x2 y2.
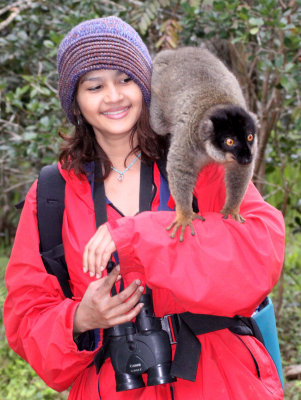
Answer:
110 152 141 182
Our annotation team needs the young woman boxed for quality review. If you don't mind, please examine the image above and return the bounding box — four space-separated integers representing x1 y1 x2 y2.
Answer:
4 16 285 400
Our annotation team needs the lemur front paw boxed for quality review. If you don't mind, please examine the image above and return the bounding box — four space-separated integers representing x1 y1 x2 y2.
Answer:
166 211 205 242
221 208 245 223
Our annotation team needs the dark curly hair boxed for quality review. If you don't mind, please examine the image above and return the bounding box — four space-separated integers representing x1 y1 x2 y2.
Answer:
59 99 167 180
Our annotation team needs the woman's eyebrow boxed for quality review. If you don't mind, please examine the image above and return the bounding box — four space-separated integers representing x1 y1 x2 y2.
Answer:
80 76 103 83
80 70 126 83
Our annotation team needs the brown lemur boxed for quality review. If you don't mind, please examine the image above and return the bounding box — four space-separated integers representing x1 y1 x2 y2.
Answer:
150 47 258 242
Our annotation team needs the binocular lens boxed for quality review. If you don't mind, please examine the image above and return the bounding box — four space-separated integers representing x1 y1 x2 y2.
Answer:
147 363 177 386
116 373 145 392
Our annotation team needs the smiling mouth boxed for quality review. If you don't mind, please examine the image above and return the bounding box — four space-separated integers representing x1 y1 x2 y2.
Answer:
103 106 130 116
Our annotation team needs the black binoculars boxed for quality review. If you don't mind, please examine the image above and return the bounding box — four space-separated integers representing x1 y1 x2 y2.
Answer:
105 293 176 391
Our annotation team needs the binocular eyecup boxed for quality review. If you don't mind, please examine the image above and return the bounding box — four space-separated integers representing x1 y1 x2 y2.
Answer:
115 362 175 392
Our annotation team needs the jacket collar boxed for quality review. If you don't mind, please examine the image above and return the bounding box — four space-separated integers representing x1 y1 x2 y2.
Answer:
58 159 155 215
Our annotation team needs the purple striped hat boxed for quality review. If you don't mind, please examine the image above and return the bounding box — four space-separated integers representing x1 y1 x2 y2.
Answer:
57 16 152 124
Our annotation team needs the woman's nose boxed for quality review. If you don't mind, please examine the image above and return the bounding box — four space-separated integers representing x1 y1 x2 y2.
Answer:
104 84 123 102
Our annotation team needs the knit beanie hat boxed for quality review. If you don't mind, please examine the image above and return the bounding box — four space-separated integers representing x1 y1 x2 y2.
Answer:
57 16 152 125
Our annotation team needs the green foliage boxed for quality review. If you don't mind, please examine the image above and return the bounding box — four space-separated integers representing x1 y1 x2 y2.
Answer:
275 230 301 364
1 0 106 239
0 341 68 400
0 254 68 399
1 0 300 398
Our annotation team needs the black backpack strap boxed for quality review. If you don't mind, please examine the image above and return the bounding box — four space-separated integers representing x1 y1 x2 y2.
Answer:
139 160 154 212
156 157 168 181
37 164 95 351
37 164 73 299
94 161 108 227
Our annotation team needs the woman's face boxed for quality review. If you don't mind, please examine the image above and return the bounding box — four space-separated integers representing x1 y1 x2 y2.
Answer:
76 69 143 142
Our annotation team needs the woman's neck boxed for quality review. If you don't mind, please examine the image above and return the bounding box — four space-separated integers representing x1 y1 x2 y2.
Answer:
95 132 139 169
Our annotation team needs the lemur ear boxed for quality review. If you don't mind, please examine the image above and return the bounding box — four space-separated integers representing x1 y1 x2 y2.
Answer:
249 111 260 131
200 118 214 139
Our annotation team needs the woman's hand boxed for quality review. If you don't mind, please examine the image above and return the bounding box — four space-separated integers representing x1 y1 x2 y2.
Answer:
83 224 115 278
73 266 144 334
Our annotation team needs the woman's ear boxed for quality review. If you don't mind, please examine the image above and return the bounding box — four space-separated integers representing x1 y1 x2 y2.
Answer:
72 97 84 126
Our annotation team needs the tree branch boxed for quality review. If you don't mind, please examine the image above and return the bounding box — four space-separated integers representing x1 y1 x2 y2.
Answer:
4 179 34 193
0 7 20 31
0 1 25 16
0 0 33 32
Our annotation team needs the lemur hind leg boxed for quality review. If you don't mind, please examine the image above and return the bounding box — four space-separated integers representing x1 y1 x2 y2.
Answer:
221 206 245 223
166 139 206 242
220 163 253 223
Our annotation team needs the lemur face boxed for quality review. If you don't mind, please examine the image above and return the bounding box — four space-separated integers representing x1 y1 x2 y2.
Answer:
209 106 256 165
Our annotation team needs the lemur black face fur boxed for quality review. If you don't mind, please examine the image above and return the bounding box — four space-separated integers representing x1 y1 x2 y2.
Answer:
210 105 256 165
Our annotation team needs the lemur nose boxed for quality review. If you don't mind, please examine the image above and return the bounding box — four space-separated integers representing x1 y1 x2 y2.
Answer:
239 157 252 165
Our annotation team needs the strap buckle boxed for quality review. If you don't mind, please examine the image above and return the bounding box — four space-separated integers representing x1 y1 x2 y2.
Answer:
161 314 181 345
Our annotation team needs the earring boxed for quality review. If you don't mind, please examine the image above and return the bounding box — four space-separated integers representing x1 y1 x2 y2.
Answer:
76 113 84 126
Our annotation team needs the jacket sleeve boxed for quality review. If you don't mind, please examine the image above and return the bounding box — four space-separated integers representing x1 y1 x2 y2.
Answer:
3 181 96 392
107 165 285 317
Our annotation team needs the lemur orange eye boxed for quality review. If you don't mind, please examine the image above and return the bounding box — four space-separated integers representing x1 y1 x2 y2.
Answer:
248 134 254 142
226 138 234 146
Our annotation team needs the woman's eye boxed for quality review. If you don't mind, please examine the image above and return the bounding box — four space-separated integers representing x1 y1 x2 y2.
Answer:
88 85 103 91
226 138 234 146
121 77 132 84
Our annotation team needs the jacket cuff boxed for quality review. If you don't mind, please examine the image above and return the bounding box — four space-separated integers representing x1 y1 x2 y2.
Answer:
106 218 138 272
67 299 98 355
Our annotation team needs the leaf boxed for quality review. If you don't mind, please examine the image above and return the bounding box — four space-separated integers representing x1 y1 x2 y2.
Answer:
275 54 284 68
17 31 29 41
284 62 296 72
43 40 55 49
171 20 183 31
23 132 37 141
155 36 166 48
159 0 171 7
213 1 225 12
39 116 50 129
16 85 30 97
280 76 297 92
250 27 259 35
249 17 264 26
167 36 177 48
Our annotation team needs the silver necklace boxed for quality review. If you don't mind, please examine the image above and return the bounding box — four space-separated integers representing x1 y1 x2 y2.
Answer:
110 152 141 181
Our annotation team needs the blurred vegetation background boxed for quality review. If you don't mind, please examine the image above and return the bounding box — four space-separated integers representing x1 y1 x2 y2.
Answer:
0 0 300 398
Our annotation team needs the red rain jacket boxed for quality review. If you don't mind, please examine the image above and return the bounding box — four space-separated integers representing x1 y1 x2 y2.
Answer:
4 161 285 399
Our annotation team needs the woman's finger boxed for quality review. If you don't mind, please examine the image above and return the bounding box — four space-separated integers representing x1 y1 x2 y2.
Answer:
83 224 116 276
109 285 144 317
109 278 143 307
87 227 107 276
95 237 116 277
98 231 116 272
94 234 113 277
98 265 121 293
108 302 144 327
